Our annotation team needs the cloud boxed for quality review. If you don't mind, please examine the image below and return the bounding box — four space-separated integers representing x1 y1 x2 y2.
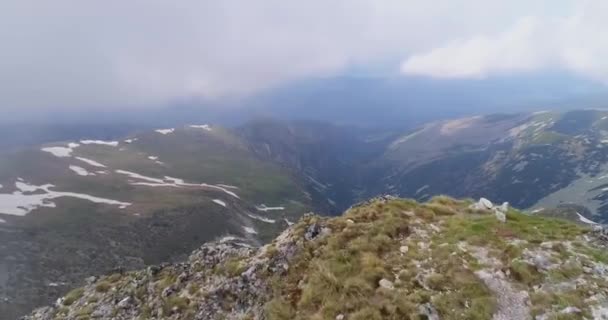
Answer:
0 0 594 111
401 1 608 82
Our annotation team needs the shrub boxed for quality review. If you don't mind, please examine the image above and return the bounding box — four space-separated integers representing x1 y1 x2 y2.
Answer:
95 281 112 293
510 261 541 286
63 288 85 306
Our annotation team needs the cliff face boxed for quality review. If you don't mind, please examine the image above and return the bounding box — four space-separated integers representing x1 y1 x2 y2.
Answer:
22 196 608 320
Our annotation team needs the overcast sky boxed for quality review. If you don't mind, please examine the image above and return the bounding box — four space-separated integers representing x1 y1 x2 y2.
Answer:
0 0 604 111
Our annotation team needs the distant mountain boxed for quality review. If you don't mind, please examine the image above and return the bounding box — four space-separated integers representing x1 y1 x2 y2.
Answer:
0 125 313 318
238 110 608 224
374 110 608 220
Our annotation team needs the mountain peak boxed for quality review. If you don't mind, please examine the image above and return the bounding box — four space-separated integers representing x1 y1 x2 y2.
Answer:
23 196 608 320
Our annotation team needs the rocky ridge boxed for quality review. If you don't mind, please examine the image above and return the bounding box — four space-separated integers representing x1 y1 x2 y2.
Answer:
23 196 608 320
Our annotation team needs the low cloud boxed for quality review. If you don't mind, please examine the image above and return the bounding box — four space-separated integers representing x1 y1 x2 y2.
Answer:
0 0 598 111
401 1 608 82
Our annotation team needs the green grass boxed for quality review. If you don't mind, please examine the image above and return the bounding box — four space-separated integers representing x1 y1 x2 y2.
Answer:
95 281 113 293
264 197 496 320
63 288 84 306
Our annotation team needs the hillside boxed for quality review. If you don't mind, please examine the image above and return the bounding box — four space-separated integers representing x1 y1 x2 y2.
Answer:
23 196 608 320
375 110 608 221
0 125 313 318
242 110 608 223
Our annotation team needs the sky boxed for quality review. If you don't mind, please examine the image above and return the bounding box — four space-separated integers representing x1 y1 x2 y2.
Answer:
0 0 605 114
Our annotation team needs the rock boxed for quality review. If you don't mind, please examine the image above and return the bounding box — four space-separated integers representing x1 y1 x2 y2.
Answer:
419 303 439 320
523 249 555 271
400 246 409 254
479 197 494 209
495 210 506 223
378 278 394 290
117 296 132 309
85 276 97 285
91 304 114 318
560 306 581 314
305 224 321 241
498 202 509 213
470 197 494 211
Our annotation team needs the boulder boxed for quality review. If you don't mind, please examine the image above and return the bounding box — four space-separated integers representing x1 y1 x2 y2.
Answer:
495 210 506 223
498 202 509 213
419 303 440 320
479 198 494 210
378 278 394 290
470 197 494 211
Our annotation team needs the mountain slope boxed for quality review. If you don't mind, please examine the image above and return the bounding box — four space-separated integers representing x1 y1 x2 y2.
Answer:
23 196 608 320
239 110 608 223
0 125 312 319
376 110 608 221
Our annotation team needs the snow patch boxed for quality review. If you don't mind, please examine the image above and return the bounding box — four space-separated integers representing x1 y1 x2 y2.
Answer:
116 172 240 198
243 226 257 234
115 170 165 183
41 143 79 157
217 184 239 189
213 199 227 207
246 213 276 223
0 180 130 216
256 204 285 212
75 157 106 168
80 140 119 147
576 212 598 225
155 128 174 135
69 165 92 176
190 124 212 131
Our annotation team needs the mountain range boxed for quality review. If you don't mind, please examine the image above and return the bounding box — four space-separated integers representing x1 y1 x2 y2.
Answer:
4 109 608 317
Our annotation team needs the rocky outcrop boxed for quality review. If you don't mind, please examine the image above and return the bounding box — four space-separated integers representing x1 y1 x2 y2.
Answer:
22 197 608 320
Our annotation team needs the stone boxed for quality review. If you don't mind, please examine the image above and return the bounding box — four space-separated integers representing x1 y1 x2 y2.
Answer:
304 224 321 241
419 303 439 320
498 202 509 213
85 276 98 285
470 197 494 211
91 304 114 318
400 246 409 254
523 249 555 270
495 210 506 223
479 197 493 210
378 278 394 290
117 296 132 309
560 306 581 314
